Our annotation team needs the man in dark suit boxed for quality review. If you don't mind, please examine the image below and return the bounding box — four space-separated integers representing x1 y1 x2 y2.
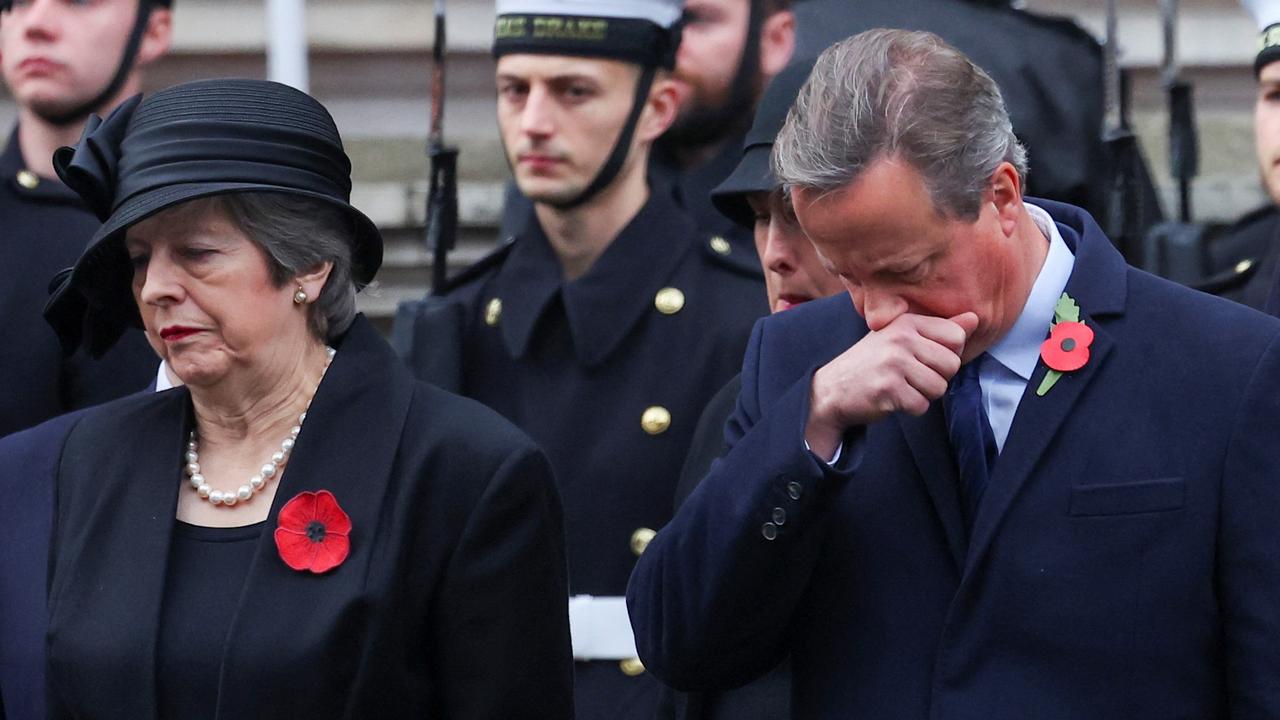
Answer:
628 29 1280 718
395 1 766 717
0 0 170 438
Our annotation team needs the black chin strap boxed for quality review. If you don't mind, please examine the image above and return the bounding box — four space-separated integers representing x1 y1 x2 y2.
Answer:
548 64 658 210
41 1 154 127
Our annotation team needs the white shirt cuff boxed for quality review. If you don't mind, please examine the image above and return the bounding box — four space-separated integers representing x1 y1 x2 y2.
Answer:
804 438 842 466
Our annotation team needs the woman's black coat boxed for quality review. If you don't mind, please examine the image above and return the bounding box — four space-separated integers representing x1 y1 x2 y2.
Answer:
45 316 574 719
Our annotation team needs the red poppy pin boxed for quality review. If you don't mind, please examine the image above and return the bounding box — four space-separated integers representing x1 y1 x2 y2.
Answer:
1036 293 1093 397
274 490 352 574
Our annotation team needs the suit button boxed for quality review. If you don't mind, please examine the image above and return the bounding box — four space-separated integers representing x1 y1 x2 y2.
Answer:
484 298 502 326
786 481 802 500
641 406 671 435
654 287 685 315
630 527 657 556
619 657 645 676
761 522 778 540
709 236 731 256
16 170 38 189
772 507 786 525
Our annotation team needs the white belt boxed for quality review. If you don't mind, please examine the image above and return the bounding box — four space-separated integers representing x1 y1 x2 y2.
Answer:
568 595 638 661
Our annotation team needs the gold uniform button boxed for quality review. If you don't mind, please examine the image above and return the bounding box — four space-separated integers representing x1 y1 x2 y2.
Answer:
654 287 685 315
16 170 39 190
709 235 731 256
484 297 502 326
630 527 657 556
619 657 646 676
641 406 671 435
1235 258 1256 275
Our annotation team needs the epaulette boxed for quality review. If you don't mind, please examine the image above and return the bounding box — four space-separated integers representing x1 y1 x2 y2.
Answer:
434 237 516 296
698 232 762 280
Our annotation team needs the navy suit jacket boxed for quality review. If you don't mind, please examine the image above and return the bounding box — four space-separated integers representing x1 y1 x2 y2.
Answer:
628 200 1280 719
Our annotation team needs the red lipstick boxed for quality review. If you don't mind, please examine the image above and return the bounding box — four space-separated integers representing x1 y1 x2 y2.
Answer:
159 326 202 342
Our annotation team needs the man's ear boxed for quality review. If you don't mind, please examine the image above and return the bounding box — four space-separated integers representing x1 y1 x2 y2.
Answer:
636 74 682 143
989 161 1023 236
136 7 173 68
758 10 795 80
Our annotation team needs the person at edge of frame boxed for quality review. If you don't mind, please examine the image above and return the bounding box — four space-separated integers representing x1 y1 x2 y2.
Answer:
0 0 170 439
497 0 796 271
628 28 1280 719
1209 0 1280 312
653 57 844 720
0 2 172 719
395 1 768 718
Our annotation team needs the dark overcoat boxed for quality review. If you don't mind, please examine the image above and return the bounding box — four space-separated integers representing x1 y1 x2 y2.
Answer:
628 200 1280 718
0 129 156 438
43 316 574 719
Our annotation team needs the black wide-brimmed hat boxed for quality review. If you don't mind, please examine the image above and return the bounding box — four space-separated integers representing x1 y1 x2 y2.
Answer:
45 78 383 357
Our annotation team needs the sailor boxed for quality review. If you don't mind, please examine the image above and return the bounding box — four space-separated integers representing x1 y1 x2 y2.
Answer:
0 0 172 438
1214 0 1280 312
497 0 796 269
0 3 174 716
395 1 766 717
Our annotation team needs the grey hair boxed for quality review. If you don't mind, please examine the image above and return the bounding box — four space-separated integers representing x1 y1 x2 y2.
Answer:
772 28 1027 220
204 192 359 341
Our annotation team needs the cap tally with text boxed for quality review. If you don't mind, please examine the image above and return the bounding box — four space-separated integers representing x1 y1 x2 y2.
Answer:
493 0 683 69
1244 0 1280 74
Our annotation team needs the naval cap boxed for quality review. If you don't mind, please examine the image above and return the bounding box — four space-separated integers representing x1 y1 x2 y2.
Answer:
1244 0 1280 74
494 0 684 69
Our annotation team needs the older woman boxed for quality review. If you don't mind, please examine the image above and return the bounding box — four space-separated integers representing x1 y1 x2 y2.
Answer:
37 79 573 718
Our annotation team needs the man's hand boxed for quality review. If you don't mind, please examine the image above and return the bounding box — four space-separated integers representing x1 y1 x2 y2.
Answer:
805 312 979 460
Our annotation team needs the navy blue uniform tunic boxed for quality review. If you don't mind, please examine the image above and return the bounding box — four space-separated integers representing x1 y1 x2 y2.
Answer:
0 128 156 437
421 188 766 719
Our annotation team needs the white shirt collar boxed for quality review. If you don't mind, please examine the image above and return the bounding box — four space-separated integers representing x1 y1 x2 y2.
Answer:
985 202 1075 382
154 360 177 392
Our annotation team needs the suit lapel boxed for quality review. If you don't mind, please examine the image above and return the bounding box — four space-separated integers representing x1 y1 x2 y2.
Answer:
213 316 415 717
896 406 967 572
962 202 1128 573
54 391 190 718
964 317 1115 570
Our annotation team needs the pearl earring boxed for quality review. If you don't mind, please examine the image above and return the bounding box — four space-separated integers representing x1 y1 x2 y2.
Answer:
293 286 308 305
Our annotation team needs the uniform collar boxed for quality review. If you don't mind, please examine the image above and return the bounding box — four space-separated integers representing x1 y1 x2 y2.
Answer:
494 186 695 368
1 126 84 204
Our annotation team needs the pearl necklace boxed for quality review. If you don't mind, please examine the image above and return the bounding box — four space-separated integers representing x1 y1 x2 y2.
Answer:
184 347 336 507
